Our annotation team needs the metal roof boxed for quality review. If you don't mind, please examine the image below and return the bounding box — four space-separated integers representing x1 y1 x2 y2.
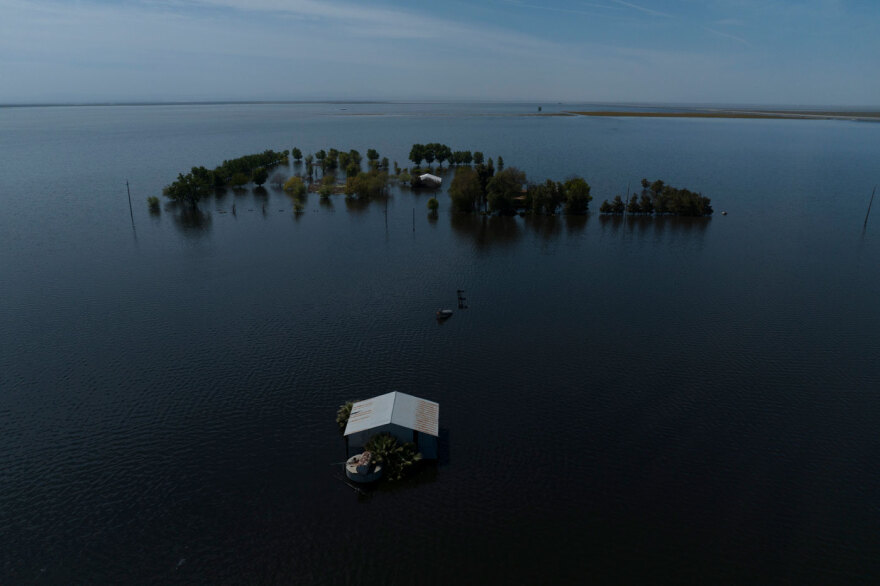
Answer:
419 173 442 185
344 392 439 437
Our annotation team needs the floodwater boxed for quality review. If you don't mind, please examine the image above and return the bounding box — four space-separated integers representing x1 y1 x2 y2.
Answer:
1 102 879 583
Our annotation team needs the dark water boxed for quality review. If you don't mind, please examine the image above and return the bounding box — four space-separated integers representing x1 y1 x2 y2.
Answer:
1 103 879 584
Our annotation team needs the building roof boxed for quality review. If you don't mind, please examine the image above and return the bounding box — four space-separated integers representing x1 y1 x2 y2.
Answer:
419 173 442 185
344 392 439 437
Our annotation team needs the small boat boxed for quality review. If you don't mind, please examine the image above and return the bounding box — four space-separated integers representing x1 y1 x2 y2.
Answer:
345 451 383 483
436 309 453 319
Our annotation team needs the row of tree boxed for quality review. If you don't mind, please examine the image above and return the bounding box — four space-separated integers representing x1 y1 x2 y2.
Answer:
448 163 592 215
599 179 713 216
408 143 498 168
307 148 390 179
163 149 289 206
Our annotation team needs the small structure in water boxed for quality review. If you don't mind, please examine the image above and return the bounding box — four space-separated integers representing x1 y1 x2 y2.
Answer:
417 173 442 187
345 450 382 483
344 392 439 460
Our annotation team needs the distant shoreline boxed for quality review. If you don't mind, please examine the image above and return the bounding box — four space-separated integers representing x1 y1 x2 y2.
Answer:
567 110 880 122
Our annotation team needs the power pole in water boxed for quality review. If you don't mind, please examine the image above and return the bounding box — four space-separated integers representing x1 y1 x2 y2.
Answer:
126 180 135 227
865 186 876 228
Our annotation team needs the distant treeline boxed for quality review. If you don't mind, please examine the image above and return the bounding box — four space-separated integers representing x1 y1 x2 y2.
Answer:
599 179 713 217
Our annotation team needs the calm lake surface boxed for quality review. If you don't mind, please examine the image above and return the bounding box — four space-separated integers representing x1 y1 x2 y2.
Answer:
1 102 879 584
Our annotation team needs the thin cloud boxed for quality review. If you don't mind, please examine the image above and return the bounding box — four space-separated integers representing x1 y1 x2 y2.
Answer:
501 0 618 18
610 0 671 18
703 26 751 47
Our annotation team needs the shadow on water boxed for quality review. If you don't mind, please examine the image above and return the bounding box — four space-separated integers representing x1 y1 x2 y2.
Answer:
450 213 521 249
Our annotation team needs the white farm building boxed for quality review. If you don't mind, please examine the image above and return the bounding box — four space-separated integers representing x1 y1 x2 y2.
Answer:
344 392 439 460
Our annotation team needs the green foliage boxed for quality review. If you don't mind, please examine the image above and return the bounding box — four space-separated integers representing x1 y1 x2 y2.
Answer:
487 167 526 215
336 400 358 432
563 177 592 214
600 179 711 216
291 147 302 161
229 172 249 188
252 167 268 187
449 166 481 213
409 144 425 166
627 194 641 214
473 151 484 165
380 157 389 171
283 176 306 196
345 162 360 178
367 148 379 162
398 171 412 185
345 170 389 199
497 155 505 171
527 179 564 214
365 432 423 481
211 150 287 185
319 184 333 198
163 168 212 207
147 196 160 212
427 197 439 212
451 150 473 165
427 143 452 167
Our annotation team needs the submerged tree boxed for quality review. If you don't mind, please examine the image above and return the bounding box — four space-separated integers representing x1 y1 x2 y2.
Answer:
487 167 527 215
449 166 482 213
563 177 592 214
283 176 306 197
252 167 268 187
163 168 212 207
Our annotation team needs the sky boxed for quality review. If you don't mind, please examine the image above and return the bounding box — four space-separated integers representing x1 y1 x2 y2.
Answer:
1 0 878 106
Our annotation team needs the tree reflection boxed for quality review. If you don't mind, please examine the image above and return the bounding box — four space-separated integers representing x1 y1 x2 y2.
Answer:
171 204 212 237
450 214 521 249
523 214 562 242
564 214 588 235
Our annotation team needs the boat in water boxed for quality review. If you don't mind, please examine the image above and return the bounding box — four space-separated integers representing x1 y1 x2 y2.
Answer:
436 309 453 319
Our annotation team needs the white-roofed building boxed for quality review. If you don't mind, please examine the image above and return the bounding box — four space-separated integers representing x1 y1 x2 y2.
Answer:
418 173 442 186
344 392 439 459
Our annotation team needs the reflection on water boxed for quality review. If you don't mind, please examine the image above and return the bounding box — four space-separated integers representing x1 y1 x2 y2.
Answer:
563 214 588 234
171 205 212 237
319 196 335 211
523 214 563 241
450 213 521 248
599 214 711 234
